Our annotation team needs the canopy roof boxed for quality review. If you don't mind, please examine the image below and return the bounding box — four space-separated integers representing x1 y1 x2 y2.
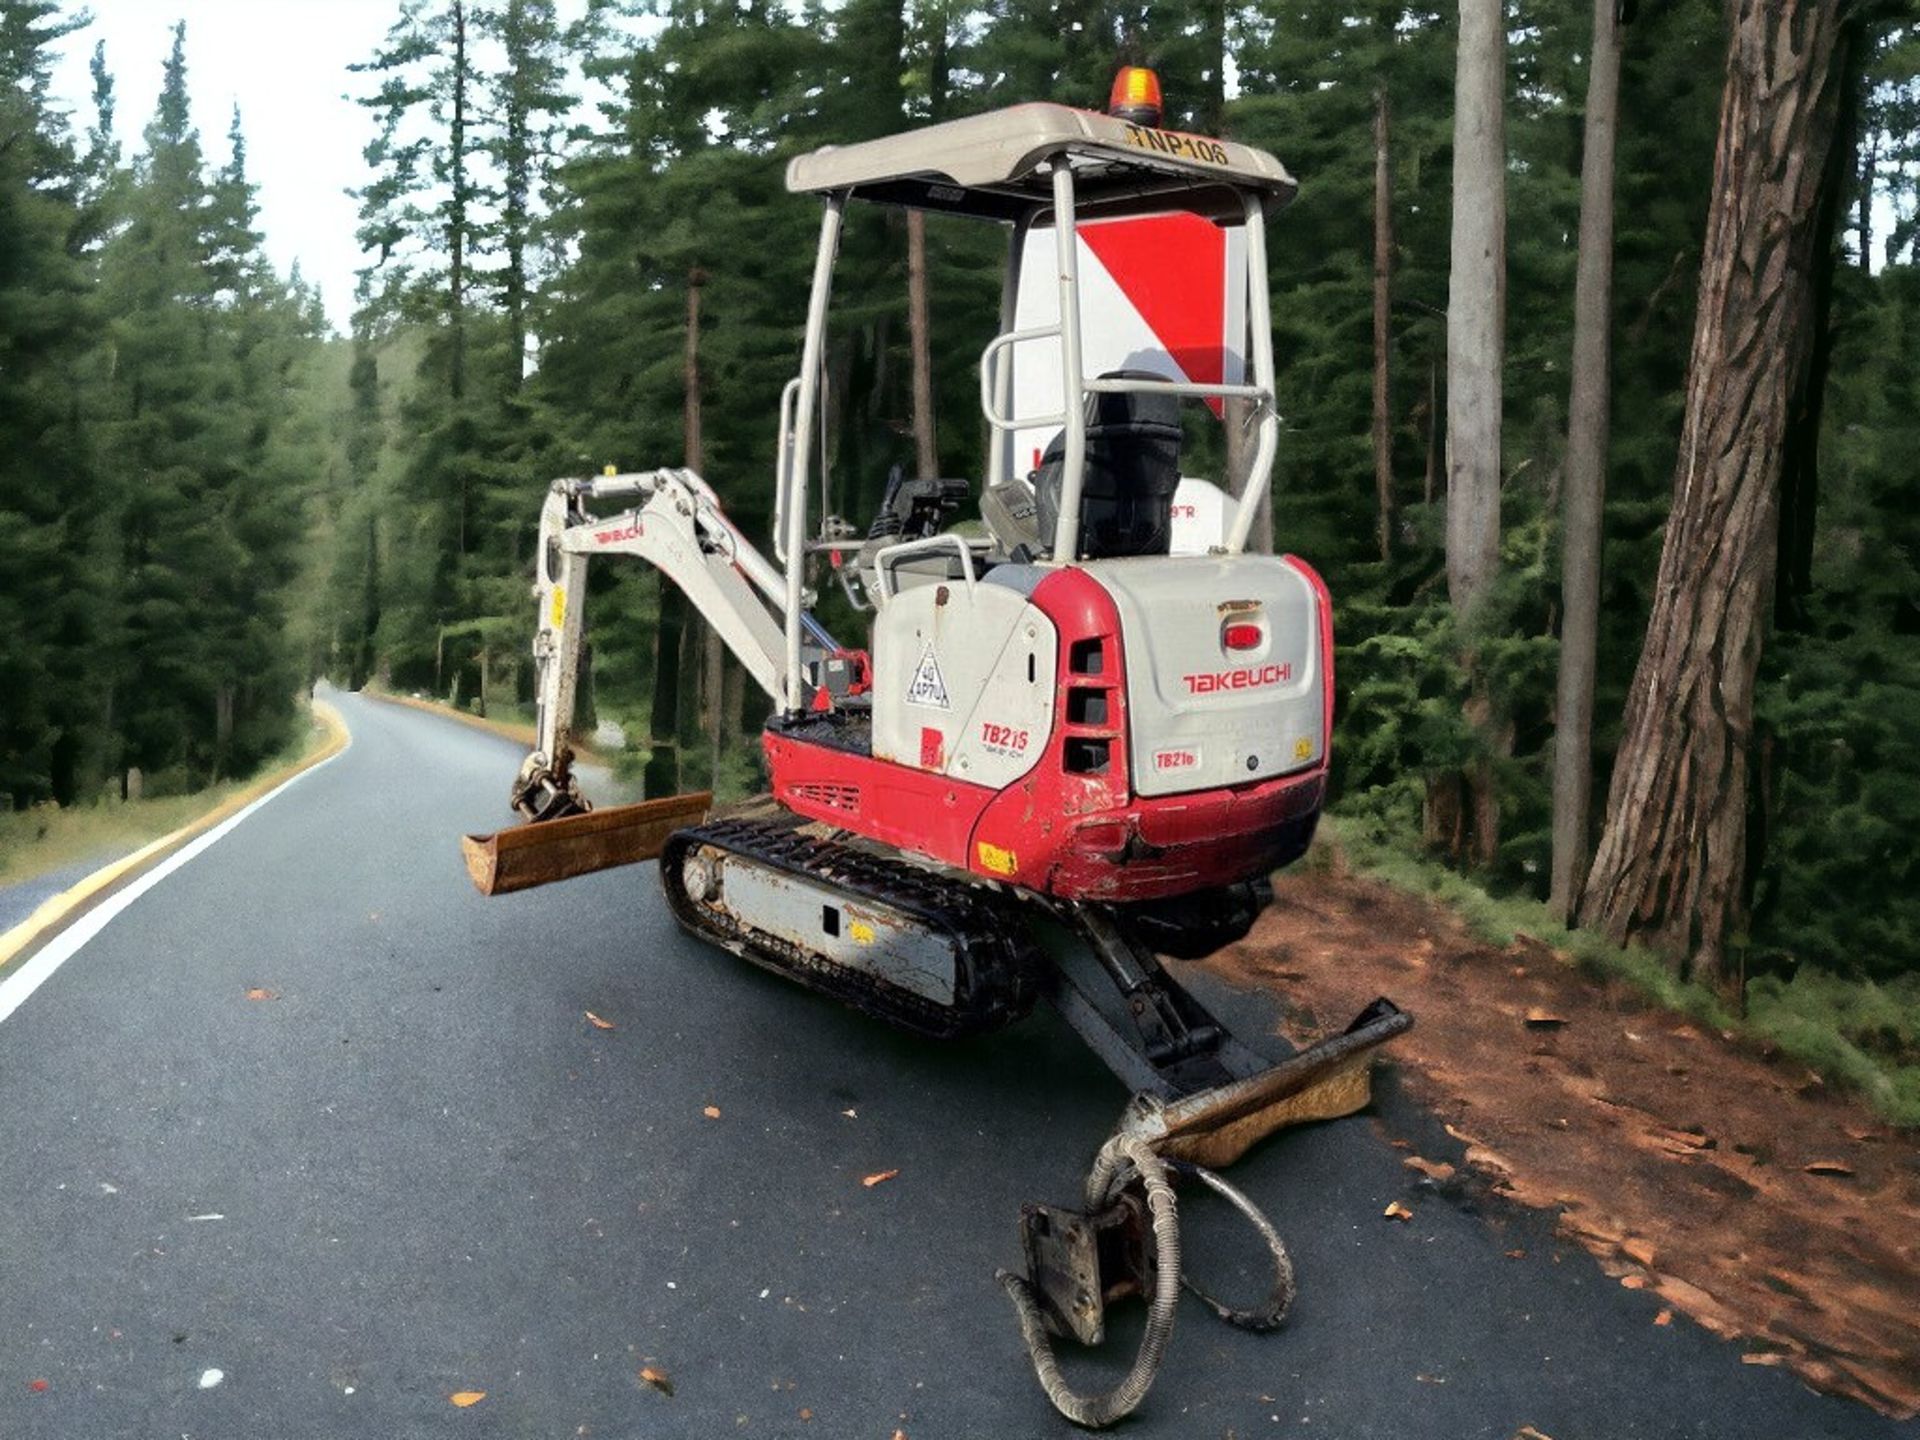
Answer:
784 103 1297 223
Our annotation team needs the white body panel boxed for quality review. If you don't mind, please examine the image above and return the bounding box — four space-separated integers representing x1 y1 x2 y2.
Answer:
1084 555 1325 797
1169 477 1232 555
872 579 1057 787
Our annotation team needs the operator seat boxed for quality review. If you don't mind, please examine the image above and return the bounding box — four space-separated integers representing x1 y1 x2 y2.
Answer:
1029 369 1183 560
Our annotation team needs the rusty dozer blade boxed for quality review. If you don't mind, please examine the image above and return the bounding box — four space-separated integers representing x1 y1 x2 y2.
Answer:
462 792 712 896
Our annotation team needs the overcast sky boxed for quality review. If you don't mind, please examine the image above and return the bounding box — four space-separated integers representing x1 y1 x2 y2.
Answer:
48 1 426 334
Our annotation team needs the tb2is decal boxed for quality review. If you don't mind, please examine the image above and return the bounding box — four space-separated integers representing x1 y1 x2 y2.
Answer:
978 721 1031 757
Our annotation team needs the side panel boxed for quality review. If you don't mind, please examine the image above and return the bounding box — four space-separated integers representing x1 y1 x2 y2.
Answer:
1087 554 1327 797
870 580 1056 789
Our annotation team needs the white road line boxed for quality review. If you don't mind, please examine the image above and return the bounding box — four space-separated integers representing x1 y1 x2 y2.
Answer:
0 736 352 1028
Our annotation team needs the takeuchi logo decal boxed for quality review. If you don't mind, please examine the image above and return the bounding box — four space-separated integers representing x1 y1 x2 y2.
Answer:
1182 662 1292 695
594 519 644 544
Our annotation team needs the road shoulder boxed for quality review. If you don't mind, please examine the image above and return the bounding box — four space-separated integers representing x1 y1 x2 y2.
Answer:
0 698 350 975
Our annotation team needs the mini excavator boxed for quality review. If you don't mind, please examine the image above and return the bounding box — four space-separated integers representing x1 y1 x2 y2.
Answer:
464 68 1409 1427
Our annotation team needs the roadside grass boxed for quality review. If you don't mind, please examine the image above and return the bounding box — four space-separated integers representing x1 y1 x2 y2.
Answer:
0 704 334 892
1318 814 1920 1128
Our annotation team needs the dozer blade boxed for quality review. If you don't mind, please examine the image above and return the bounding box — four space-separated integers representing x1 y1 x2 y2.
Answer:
462 792 712 896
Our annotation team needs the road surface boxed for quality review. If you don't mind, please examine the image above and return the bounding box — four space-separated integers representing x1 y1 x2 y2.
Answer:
0 691 1906 1438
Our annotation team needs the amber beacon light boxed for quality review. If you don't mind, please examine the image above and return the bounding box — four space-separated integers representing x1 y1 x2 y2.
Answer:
1107 66 1164 127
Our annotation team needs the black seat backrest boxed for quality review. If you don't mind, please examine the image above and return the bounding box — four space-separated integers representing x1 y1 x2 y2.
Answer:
1031 370 1183 559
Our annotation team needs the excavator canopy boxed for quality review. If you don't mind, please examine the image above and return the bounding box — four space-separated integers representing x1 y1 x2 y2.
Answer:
784 102 1297 223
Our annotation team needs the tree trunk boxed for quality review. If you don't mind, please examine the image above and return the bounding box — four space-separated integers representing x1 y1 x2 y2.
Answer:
1548 0 1623 922
1440 0 1507 866
1578 0 1854 992
907 208 938 481
447 0 469 406
1372 85 1394 562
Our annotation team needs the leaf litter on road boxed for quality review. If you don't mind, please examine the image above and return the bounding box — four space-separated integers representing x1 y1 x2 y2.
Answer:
639 1365 674 1396
245 987 277 1001
585 1011 616 1031
450 1390 487 1407
862 1169 899 1188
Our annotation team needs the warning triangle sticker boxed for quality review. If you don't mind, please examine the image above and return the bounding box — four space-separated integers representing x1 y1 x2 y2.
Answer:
905 646 951 710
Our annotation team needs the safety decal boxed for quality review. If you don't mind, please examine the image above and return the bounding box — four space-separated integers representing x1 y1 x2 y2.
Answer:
1293 736 1314 761
977 841 1019 877
906 645 951 710
550 586 566 630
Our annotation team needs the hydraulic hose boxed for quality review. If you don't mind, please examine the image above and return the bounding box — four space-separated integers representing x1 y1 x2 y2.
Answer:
999 1141 1298 1427
996 1135 1181 1429
1168 1159 1295 1332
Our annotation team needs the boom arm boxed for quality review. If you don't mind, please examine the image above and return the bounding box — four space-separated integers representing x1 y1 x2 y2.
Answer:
512 467 836 820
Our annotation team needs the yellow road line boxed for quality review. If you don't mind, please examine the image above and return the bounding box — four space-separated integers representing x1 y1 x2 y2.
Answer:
0 699 350 973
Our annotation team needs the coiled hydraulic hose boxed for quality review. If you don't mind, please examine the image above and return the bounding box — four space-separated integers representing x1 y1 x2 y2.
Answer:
997 1136 1295 1428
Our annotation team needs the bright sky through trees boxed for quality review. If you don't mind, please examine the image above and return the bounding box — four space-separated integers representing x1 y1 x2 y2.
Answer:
48 1 394 330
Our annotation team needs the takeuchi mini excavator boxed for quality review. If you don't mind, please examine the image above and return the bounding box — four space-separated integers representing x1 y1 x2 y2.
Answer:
463 68 1409 1427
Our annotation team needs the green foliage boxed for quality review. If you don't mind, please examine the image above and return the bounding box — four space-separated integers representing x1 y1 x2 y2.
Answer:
0 12 335 812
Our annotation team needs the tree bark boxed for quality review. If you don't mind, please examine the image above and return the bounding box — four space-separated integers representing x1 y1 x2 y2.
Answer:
907 208 938 481
686 269 724 790
1441 0 1507 866
1372 86 1394 562
1578 0 1854 992
1548 0 1623 922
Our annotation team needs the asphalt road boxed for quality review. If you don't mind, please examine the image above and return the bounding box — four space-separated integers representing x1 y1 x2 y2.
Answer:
0 689 1909 1440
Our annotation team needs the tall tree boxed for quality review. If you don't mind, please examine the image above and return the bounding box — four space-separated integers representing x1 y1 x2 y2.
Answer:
1548 0 1626 922
1371 83 1394 560
1579 0 1857 990
1439 0 1508 866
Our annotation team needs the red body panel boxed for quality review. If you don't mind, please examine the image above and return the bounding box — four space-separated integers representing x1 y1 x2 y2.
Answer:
765 560 1334 902
766 730 993 867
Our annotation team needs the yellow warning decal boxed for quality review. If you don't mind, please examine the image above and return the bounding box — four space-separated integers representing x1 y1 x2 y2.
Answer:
550 585 567 630
849 920 876 946
1293 736 1314 761
976 841 1019 877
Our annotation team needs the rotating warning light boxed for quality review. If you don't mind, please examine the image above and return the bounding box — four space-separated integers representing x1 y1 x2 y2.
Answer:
1108 66 1163 127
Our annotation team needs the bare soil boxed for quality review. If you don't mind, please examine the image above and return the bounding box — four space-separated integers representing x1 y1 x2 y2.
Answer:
1207 866 1920 1421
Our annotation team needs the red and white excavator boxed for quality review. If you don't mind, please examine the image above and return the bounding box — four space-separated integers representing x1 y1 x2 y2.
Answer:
464 69 1408 1427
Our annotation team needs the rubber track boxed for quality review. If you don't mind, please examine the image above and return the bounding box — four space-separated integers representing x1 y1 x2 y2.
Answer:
658 815 1043 1041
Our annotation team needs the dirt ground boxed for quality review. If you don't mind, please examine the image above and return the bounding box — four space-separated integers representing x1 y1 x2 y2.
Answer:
1207 867 1920 1421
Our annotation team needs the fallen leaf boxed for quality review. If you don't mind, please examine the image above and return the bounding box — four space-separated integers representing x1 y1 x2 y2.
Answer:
1403 1156 1456 1183
862 1169 899 1188
245 988 277 1001
450 1391 487 1407
1802 1160 1853 1177
1383 1201 1413 1222
1524 1008 1567 1029
1504 1248 1527 1259
1514 1428 1555 1440
893 1431 909 1440
640 1366 674 1397
702 1105 721 1120
799 1407 814 1421
1415 1373 1446 1385
29 1379 48 1393
1654 1309 1673 1327
1741 1352 1787 1368
1620 1274 1647 1290
585 1011 616 1031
